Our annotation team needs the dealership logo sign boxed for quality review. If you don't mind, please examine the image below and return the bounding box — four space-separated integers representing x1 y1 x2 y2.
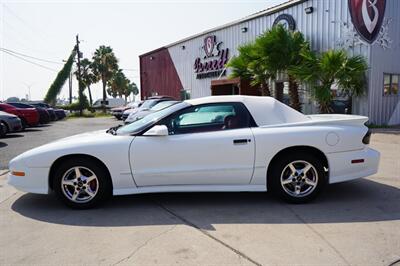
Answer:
348 0 386 43
194 35 229 79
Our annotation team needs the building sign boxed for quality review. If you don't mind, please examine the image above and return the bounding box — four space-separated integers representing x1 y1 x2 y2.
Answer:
273 14 296 31
193 35 229 79
348 0 386 43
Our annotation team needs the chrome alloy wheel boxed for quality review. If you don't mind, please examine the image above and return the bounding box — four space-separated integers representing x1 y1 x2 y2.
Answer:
280 160 318 198
61 166 99 203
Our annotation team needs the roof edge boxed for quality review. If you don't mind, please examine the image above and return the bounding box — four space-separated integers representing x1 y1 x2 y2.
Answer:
139 0 307 57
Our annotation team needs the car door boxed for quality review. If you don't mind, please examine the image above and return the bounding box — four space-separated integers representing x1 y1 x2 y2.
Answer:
130 102 255 186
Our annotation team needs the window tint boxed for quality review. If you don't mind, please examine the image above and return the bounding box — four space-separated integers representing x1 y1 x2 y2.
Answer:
161 103 250 135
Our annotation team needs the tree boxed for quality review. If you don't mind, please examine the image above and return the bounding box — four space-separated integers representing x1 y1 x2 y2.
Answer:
125 81 138 101
227 43 271 96
254 25 309 111
107 69 126 98
107 69 139 102
44 49 76 105
74 58 96 106
289 49 368 113
91 46 119 110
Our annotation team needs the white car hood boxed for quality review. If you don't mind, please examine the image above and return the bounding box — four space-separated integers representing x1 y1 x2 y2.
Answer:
10 129 132 168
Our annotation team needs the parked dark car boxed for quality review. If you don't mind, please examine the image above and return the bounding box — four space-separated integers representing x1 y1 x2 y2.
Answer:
30 103 64 121
8 102 50 124
0 111 23 134
0 122 6 137
0 103 39 128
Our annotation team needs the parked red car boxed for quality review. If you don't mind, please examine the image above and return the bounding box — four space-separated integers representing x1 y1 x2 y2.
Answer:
0 103 39 128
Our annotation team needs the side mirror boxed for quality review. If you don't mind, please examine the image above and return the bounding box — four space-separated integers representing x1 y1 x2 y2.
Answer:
143 125 169 136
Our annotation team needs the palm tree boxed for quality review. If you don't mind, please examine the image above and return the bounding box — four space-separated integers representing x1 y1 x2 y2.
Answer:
227 43 271 96
289 49 368 113
126 81 139 102
91 46 119 110
74 58 95 106
254 25 309 111
107 69 126 98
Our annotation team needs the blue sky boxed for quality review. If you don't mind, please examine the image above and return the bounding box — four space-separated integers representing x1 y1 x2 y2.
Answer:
0 0 286 102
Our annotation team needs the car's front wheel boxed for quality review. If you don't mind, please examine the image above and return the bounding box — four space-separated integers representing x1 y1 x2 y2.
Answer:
270 152 326 203
53 158 112 209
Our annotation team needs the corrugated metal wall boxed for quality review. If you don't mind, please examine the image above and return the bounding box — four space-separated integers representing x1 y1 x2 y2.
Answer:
165 0 399 124
368 0 400 125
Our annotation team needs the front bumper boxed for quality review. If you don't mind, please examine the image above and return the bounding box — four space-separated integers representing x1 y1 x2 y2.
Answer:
7 118 22 132
327 147 380 184
8 161 49 194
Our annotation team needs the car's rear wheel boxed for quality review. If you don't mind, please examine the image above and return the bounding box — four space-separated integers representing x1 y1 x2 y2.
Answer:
53 158 112 209
269 152 326 203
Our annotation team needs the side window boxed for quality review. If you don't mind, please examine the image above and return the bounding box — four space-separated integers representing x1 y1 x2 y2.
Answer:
162 103 250 135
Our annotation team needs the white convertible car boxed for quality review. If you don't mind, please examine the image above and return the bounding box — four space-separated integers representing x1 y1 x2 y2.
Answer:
8 96 380 208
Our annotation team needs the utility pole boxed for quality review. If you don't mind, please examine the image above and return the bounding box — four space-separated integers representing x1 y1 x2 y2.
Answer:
68 72 72 104
75 34 83 115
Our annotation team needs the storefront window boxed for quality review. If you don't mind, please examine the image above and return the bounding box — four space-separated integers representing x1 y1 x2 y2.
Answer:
384 74 391 95
383 74 400 96
391 75 399 95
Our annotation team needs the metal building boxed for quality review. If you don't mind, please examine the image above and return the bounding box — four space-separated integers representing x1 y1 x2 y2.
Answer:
140 0 400 125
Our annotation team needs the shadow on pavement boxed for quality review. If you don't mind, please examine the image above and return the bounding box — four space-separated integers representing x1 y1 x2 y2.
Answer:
0 142 8 148
2 134 24 139
11 178 400 229
23 128 43 132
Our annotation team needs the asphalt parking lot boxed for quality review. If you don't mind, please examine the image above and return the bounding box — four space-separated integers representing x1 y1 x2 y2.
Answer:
0 118 399 265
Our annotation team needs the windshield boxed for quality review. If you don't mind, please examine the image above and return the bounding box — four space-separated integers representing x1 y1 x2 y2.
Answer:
140 99 158 109
116 102 189 135
150 101 178 111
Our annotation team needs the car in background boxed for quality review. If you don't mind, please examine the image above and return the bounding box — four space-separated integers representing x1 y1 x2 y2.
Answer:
92 98 126 109
30 103 65 120
330 99 352 114
122 96 175 121
111 101 142 120
0 111 23 135
8 102 50 124
0 103 39 128
0 122 6 138
125 100 179 124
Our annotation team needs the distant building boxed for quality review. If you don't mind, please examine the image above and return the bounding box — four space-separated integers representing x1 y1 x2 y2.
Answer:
140 0 400 125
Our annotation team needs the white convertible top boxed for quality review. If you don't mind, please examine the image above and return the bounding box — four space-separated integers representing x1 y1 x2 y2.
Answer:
186 95 309 126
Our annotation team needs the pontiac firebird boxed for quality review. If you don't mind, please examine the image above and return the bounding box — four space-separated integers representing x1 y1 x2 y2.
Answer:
8 96 380 208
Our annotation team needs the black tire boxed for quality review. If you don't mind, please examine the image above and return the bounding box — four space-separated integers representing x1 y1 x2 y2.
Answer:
20 118 27 130
269 152 326 203
0 122 6 138
52 158 112 209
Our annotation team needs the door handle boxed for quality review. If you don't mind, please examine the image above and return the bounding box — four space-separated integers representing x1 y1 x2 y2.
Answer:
233 139 250 144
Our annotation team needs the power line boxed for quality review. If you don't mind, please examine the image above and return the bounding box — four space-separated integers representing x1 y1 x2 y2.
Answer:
1 49 58 72
0 47 63 65
3 4 52 45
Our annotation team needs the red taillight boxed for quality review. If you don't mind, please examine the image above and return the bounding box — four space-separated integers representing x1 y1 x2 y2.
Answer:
351 159 365 164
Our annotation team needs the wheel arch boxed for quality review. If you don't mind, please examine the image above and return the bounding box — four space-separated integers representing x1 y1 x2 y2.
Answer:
0 120 10 132
48 154 113 191
267 145 329 187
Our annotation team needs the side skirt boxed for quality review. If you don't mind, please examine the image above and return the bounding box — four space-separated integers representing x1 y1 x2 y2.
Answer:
113 185 267 196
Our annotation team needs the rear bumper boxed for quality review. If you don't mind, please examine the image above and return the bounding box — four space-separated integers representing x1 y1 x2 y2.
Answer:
327 147 380 184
